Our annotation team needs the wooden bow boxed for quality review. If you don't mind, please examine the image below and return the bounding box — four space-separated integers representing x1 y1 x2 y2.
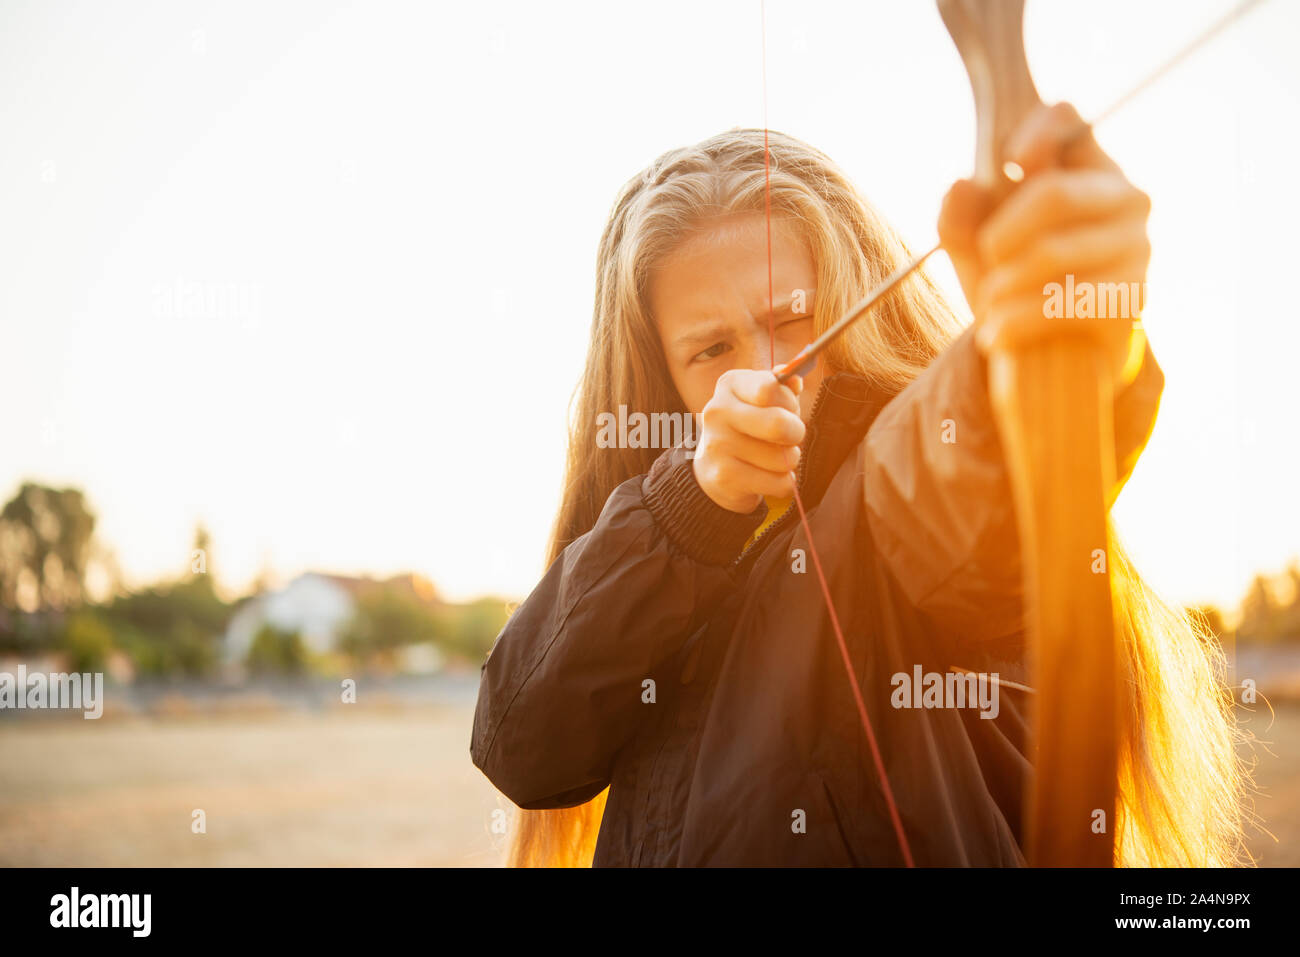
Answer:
938 0 1120 866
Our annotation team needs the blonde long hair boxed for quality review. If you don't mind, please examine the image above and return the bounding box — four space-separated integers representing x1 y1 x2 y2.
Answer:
505 129 1250 867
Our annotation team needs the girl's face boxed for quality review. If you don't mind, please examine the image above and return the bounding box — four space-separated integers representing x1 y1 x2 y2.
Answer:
649 212 824 420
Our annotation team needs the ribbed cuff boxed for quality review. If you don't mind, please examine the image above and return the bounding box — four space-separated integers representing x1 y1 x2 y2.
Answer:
642 446 767 566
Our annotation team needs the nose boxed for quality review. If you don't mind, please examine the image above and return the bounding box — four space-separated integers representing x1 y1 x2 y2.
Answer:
739 330 780 372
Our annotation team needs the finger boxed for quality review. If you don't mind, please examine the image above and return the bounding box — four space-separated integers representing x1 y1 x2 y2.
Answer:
938 177 996 251
976 218 1151 308
977 291 1119 363
777 372 803 396
977 255 1150 355
726 369 801 414
977 169 1151 265
939 178 996 307
719 458 796 500
1005 101 1118 177
717 400 806 447
716 429 803 474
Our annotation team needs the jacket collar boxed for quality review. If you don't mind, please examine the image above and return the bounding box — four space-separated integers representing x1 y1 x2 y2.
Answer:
797 370 893 511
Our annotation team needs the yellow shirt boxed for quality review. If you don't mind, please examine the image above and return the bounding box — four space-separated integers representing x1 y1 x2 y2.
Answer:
745 495 793 550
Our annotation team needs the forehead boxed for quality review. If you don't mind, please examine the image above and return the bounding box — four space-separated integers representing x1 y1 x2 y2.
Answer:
648 212 814 329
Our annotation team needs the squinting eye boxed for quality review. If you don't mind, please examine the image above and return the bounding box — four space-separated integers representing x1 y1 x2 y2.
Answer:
692 342 729 363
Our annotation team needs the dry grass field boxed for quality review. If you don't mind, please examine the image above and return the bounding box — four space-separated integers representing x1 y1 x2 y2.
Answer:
0 704 509 867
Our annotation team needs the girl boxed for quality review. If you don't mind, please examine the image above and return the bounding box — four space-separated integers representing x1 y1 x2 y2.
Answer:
471 105 1248 866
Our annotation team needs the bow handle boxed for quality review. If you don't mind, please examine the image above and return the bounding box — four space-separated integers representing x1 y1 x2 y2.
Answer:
937 0 1043 189
937 0 1121 868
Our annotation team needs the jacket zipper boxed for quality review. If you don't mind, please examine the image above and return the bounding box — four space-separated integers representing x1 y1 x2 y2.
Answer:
731 377 834 568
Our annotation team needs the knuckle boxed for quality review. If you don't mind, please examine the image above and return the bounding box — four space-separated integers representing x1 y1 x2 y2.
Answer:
1035 235 1072 276
1039 169 1072 207
776 406 802 437
1049 100 1080 126
754 409 780 442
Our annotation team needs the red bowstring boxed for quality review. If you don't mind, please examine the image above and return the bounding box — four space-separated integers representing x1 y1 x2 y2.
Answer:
760 0 914 868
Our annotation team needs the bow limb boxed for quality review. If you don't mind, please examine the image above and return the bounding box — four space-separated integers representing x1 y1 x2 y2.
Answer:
938 0 1121 867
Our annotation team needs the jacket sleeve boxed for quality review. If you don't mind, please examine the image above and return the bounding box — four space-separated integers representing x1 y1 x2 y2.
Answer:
861 324 1164 643
469 444 767 809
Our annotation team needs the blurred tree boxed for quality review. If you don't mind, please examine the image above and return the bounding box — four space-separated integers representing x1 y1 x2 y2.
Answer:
191 524 212 578
100 577 229 677
246 623 307 676
1238 574 1279 643
61 609 115 673
0 483 96 611
339 587 440 666
438 597 510 665
1277 561 1300 640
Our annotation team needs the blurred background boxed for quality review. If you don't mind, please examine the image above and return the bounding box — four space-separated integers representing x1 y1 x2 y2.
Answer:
1 0 1297 866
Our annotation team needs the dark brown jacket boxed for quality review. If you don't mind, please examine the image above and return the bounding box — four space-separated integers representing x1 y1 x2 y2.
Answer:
470 326 1163 866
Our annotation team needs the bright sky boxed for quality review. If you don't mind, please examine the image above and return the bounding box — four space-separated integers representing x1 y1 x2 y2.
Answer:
1 0 1296 612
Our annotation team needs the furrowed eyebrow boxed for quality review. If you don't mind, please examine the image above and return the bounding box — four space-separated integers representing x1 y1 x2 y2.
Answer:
673 293 815 351
761 291 817 325
675 321 732 350
764 297 804 322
